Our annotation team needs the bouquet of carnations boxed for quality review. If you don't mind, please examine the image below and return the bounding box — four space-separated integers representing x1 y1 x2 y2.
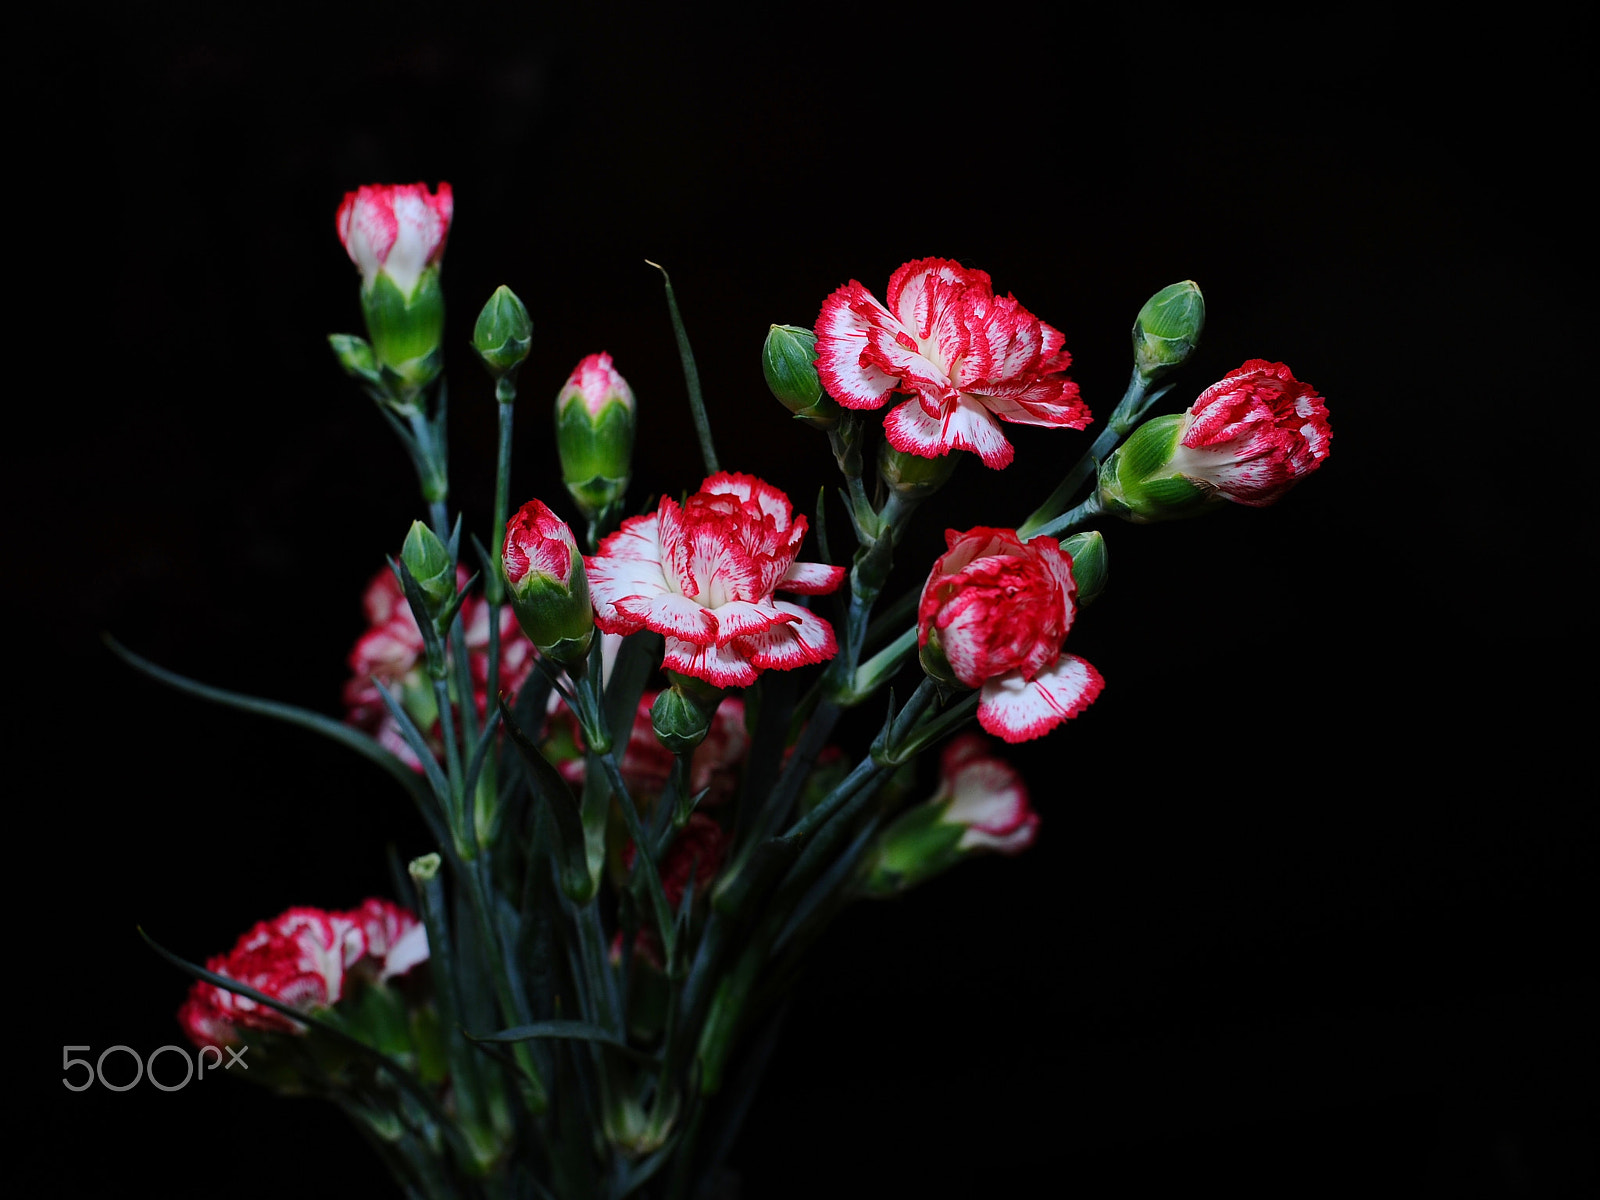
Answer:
120 180 1331 1200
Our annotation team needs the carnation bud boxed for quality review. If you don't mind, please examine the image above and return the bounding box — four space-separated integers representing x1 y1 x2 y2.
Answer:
472 285 533 384
502 500 595 669
763 324 840 430
650 679 719 757
556 353 635 520
1097 414 1218 523
1059 531 1108 607
336 183 453 389
401 520 455 608
1132 281 1205 381
879 441 960 499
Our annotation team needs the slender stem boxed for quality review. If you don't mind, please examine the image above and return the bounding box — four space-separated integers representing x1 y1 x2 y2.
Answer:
479 397 516 845
432 676 465 817
1027 491 1106 541
406 408 451 537
646 261 719 476
1018 369 1167 538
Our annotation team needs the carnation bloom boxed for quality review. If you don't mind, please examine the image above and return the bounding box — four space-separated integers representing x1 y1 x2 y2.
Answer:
919 527 1104 743
586 472 846 688
178 901 426 1049
935 735 1038 853
343 567 534 769
1166 359 1331 506
335 182 454 296
814 257 1090 469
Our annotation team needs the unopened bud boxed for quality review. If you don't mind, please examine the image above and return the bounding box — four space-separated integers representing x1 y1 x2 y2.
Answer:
328 333 382 385
472 285 533 383
1132 281 1205 380
1059 530 1108 607
879 442 960 499
502 500 594 667
763 324 840 430
556 353 635 520
650 676 721 756
401 520 455 608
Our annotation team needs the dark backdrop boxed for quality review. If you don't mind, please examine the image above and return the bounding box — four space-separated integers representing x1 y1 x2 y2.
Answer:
24 4 1591 1196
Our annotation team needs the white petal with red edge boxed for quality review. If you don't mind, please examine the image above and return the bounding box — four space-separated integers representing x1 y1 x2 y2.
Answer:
735 601 836 671
662 637 760 688
815 282 901 409
381 922 430 980
588 553 673 626
779 560 847 594
977 655 1104 743
959 813 1039 854
709 599 796 643
882 397 954 458
591 513 664 564
615 591 719 645
944 757 1031 835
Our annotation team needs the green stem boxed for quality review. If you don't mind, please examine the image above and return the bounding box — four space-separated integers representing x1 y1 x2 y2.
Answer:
1018 369 1168 538
1027 491 1106 541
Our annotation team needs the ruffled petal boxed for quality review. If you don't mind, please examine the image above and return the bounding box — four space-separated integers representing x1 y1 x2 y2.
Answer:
882 396 953 459
662 637 761 688
734 601 837 671
708 599 796 643
977 655 1104 743
779 560 847 595
815 282 902 409
941 395 1016 469
615 591 720 645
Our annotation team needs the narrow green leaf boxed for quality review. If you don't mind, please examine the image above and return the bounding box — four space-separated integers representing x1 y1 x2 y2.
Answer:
646 260 719 476
104 636 447 846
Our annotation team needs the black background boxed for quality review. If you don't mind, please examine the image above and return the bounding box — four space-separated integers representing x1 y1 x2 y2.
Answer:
23 4 1592 1196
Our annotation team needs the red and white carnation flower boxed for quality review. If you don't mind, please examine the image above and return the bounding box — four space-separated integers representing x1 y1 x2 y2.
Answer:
178 900 426 1049
1167 359 1332 506
815 257 1090 469
586 472 845 688
335 182 454 297
919 527 1104 743
934 735 1038 853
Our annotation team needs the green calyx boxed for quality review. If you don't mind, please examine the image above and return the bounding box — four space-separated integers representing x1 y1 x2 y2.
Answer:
917 628 959 686
861 803 966 896
472 285 533 382
1098 414 1218 523
361 267 446 388
1132 280 1205 381
557 397 634 519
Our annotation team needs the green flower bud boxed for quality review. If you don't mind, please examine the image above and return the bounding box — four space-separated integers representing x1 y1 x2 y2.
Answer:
1059 530 1108 607
361 267 445 388
650 684 715 757
555 353 635 520
1132 280 1205 381
401 520 455 608
878 441 960 499
763 324 841 430
1097 414 1219 523
862 803 966 895
472 285 533 383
